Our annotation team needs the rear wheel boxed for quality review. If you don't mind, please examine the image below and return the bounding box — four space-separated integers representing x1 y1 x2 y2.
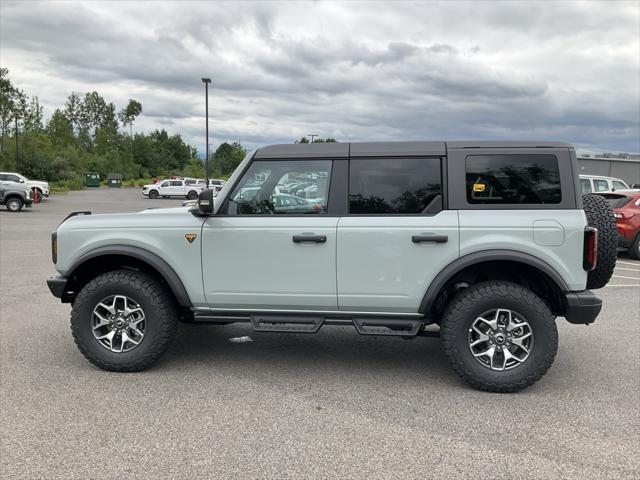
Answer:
441 281 558 393
5 197 24 212
583 194 617 289
71 270 178 371
148 189 159 199
187 190 198 200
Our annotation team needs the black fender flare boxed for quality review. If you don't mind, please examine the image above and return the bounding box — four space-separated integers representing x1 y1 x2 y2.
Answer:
419 249 570 314
67 245 192 307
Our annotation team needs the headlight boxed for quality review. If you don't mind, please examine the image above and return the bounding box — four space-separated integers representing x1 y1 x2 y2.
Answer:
26 189 32 198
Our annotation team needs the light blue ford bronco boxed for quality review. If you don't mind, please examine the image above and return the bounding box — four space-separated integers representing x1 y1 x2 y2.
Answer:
47 141 617 392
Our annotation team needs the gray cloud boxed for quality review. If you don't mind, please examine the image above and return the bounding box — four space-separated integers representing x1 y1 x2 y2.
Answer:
1 0 638 155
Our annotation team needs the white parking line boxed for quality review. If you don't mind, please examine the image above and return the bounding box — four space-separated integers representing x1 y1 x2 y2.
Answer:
606 284 640 287
611 275 640 281
615 268 640 272
617 260 640 267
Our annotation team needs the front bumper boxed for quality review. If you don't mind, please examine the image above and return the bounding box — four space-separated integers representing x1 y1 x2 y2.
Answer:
564 290 602 325
47 276 68 300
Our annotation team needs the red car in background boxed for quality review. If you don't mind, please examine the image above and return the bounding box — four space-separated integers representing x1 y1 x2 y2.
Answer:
595 191 640 259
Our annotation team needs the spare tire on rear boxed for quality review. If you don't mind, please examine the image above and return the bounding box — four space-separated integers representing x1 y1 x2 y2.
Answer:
583 194 617 289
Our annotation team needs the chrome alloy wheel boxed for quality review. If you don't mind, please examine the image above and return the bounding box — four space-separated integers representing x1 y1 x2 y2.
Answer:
92 295 146 353
468 309 534 371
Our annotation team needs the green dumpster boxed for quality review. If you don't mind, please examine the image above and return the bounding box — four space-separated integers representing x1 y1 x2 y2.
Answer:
107 173 123 188
85 172 101 187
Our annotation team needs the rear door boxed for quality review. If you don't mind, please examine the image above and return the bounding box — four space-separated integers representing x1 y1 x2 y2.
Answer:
202 158 338 310
337 157 459 313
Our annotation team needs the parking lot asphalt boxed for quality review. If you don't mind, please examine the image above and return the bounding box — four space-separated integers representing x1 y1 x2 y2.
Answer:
1 188 639 479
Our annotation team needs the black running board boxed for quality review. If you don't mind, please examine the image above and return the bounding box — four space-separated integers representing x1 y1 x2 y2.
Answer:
193 311 432 337
352 318 423 336
250 315 324 333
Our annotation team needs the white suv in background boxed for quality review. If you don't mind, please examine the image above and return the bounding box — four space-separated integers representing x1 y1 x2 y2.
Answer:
0 172 50 202
579 175 629 193
142 179 204 200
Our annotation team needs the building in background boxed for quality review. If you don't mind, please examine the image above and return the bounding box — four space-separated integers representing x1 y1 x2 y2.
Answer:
577 156 640 186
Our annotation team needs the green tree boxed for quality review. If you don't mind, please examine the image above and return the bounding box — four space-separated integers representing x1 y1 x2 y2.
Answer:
118 99 142 137
213 141 247 177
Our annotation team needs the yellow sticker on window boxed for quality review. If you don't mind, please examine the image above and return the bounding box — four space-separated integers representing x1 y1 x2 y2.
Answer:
473 183 486 192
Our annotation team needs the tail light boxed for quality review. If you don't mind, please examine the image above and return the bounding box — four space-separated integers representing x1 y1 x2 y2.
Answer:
583 227 597 271
51 231 58 264
613 212 634 219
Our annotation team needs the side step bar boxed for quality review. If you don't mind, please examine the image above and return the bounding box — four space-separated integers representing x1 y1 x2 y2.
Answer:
250 315 324 333
192 311 438 337
352 318 423 336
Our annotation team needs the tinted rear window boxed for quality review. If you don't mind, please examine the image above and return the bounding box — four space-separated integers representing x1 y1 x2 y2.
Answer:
466 154 561 204
349 158 442 214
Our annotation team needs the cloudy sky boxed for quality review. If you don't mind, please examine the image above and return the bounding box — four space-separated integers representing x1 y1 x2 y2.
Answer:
1 0 639 155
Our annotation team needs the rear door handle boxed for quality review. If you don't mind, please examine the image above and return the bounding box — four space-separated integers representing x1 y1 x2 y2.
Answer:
412 234 448 244
293 234 327 243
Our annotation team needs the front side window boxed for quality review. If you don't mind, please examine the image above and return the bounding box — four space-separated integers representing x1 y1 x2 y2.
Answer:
466 154 561 204
349 158 442 214
161 181 170 187
227 160 332 215
593 179 609 192
580 179 592 194
612 180 627 190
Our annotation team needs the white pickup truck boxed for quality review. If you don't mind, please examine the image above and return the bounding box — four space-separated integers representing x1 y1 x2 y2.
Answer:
142 179 204 200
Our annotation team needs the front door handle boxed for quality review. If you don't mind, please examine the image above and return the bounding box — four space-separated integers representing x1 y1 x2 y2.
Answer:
412 234 448 244
293 234 327 243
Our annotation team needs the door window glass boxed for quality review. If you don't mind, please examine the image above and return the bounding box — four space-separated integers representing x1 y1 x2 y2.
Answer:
612 180 627 190
593 180 609 192
466 154 561 204
348 158 442 214
580 179 592 194
227 160 332 215
161 181 170 187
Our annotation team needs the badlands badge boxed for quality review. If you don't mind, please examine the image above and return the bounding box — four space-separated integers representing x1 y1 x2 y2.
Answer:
185 233 197 243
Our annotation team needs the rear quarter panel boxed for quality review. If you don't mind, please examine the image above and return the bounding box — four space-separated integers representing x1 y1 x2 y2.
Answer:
459 210 588 291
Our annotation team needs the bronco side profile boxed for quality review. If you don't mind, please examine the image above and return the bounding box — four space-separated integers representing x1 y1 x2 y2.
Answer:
47 141 617 392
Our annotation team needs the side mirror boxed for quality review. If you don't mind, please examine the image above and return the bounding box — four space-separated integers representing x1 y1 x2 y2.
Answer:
197 188 215 214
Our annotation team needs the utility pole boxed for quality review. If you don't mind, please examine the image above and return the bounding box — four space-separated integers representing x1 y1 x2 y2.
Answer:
14 116 19 165
308 134 318 143
201 77 212 185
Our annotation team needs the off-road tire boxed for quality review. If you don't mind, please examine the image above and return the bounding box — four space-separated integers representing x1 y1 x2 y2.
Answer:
629 233 640 260
583 194 617 289
440 281 558 393
187 190 198 200
71 270 178 371
148 189 159 199
5 197 24 212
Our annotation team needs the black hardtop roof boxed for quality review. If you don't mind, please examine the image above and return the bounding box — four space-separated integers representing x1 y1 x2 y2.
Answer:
254 141 574 159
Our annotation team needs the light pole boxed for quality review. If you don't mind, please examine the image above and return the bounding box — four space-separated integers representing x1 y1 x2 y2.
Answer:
308 134 318 143
201 77 212 185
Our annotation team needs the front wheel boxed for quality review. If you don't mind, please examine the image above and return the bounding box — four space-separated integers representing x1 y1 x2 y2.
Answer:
148 189 159 199
71 270 178 371
440 281 558 393
5 197 24 212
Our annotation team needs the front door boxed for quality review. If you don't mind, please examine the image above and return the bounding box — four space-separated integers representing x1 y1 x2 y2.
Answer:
337 157 460 313
202 158 338 310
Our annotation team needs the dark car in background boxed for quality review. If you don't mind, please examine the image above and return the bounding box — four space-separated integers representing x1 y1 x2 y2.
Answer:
595 191 640 259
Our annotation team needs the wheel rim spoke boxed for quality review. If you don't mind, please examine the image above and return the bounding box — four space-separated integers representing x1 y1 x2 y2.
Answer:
92 295 146 353
468 308 534 372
